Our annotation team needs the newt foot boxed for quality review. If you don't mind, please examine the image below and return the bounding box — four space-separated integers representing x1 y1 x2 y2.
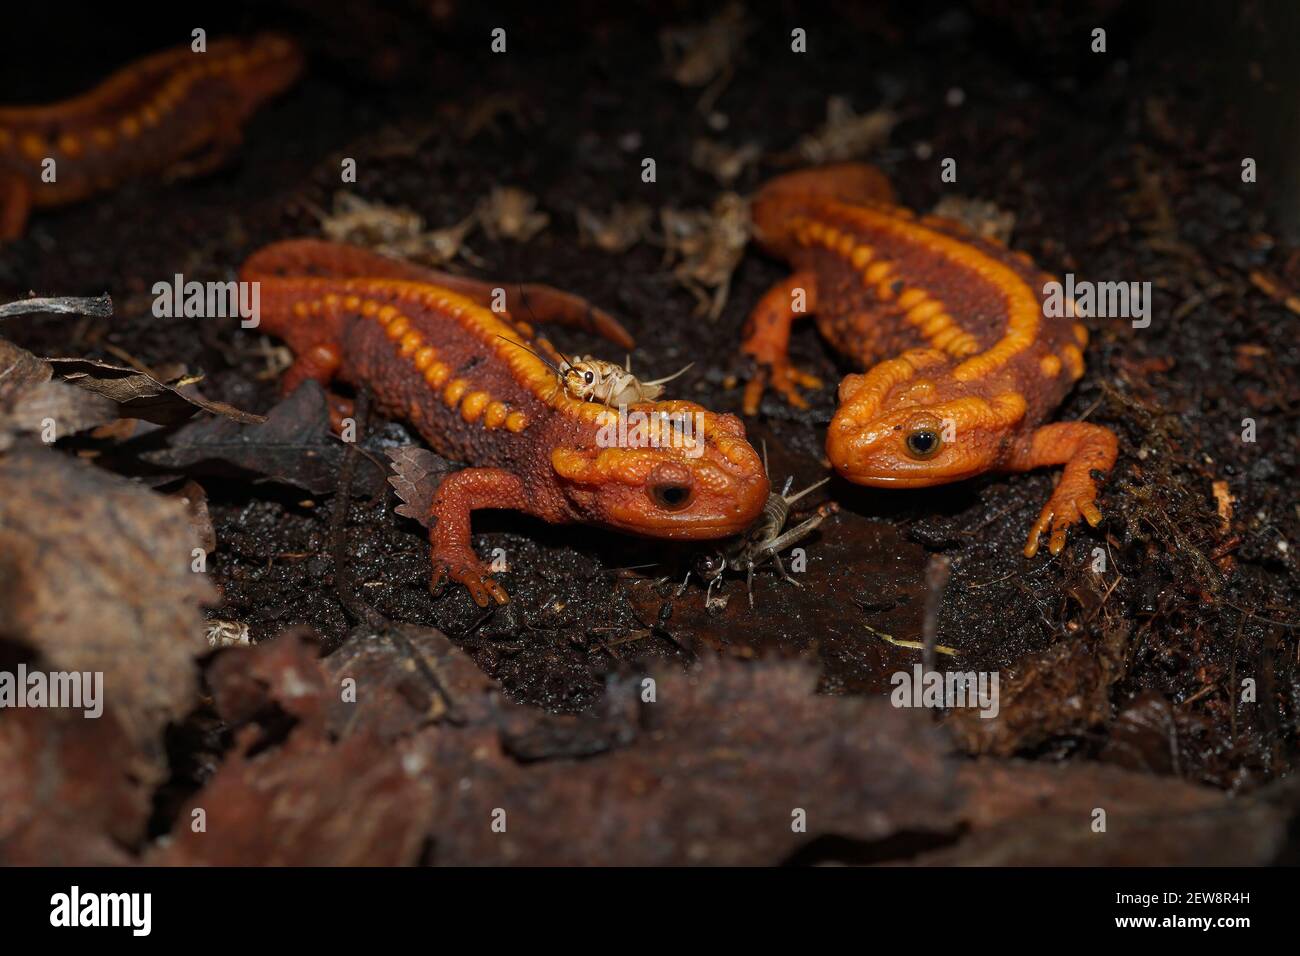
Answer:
1023 488 1104 558
742 360 824 415
431 556 510 606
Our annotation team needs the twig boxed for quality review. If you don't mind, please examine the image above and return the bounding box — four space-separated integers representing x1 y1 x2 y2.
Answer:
862 622 958 657
330 389 387 631
0 293 113 320
329 388 463 722
922 554 951 675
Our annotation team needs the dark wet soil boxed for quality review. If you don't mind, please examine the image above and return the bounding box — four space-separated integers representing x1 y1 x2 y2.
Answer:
2 0 1297 797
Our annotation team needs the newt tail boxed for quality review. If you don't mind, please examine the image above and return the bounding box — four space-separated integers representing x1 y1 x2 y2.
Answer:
741 163 1118 557
242 240 769 606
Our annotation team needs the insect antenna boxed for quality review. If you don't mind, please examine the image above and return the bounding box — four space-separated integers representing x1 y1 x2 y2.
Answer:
513 291 583 401
783 476 830 505
495 334 576 374
640 362 694 388
494 334 579 403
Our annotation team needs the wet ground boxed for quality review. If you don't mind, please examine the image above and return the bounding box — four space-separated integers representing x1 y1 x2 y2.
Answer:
2 1 1298 863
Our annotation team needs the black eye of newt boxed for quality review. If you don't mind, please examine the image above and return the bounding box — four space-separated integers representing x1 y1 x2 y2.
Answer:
583 371 595 384
651 483 693 510
905 428 942 460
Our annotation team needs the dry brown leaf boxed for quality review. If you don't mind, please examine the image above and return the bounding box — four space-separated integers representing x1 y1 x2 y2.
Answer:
143 381 386 495
0 338 118 449
45 356 264 425
152 629 435 865
0 445 216 757
173 480 216 554
386 445 455 527
0 706 147 865
150 725 436 866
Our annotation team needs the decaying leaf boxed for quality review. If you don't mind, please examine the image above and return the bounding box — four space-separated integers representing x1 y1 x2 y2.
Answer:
660 1 748 112
0 338 118 449
945 633 1125 757
387 445 456 527
661 192 751 319
0 445 215 758
0 338 53 401
207 627 328 728
415 660 962 865
691 137 762 186
174 480 217 554
143 381 385 495
318 192 482 267
323 623 499 740
143 625 1299 866
912 760 1288 866
790 96 897 164
930 196 1016 245
477 186 549 242
0 707 146 865
151 724 436 866
45 356 263 426
576 202 653 254
151 630 436 866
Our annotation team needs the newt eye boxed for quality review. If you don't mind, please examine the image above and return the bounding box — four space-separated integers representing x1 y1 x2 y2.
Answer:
905 428 942 460
583 371 595 385
650 483 693 510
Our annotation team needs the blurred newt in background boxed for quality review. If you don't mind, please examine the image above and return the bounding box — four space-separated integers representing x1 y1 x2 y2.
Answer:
0 33 302 240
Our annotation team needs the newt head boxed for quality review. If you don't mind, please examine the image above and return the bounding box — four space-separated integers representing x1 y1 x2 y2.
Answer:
550 400 769 539
212 33 304 115
826 349 1027 487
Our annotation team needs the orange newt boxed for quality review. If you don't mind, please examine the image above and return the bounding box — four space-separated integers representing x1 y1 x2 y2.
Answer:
242 239 769 605
0 33 302 240
741 164 1118 557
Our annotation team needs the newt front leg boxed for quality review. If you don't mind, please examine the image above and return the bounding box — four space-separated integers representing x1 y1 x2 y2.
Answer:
740 270 823 414
278 342 355 430
281 342 343 395
427 467 530 606
1009 422 1119 557
162 129 245 184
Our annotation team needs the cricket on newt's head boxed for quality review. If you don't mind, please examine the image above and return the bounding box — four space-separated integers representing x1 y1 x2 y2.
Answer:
490 338 768 537
551 399 770 539
496 335 691 406
826 348 1027 487
561 355 693 406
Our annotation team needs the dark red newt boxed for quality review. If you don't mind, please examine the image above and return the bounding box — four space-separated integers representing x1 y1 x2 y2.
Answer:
0 33 302 240
741 164 1118 557
242 239 769 605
